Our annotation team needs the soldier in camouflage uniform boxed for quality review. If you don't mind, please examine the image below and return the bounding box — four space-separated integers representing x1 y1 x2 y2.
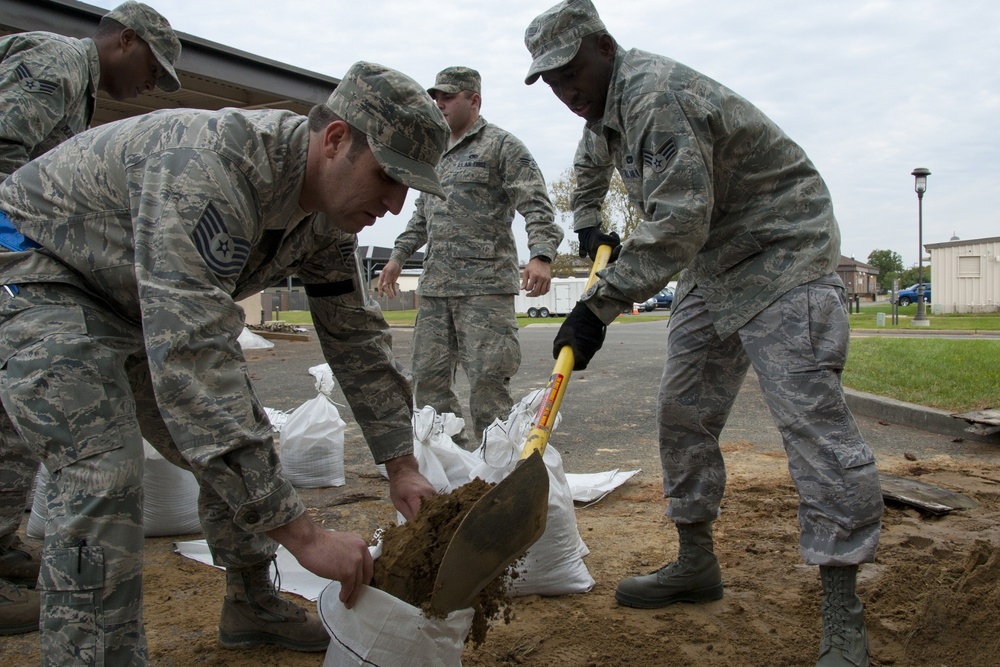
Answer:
0 0 181 637
0 61 446 665
524 2 883 665
0 1 181 180
378 66 563 448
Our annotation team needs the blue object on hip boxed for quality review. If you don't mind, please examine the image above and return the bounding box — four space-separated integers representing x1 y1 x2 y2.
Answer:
0 210 41 252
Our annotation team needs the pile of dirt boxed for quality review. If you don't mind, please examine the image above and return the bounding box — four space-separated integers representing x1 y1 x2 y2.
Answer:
372 478 515 645
892 539 1000 663
7 450 1000 666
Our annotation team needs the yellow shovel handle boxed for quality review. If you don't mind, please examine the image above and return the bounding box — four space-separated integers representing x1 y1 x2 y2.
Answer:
521 243 613 460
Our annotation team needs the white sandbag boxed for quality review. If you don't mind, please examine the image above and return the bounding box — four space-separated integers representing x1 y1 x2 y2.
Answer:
319 580 474 667
141 440 202 536
279 393 346 488
263 406 290 433
567 469 641 504
374 406 472 485
237 326 274 350
410 406 479 492
470 390 595 597
308 363 336 396
27 440 201 538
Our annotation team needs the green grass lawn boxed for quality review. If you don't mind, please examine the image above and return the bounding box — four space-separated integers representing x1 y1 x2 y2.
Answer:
843 337 1000 412
267 308 998 412
849 305 1000 331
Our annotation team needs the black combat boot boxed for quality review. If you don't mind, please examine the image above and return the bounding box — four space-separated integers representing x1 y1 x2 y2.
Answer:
219 557 329 652
615 521 724 608
816 565 869 666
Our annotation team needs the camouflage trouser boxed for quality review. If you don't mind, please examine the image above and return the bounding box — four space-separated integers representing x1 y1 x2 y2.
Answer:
0 283 276 666
411 294 521 444
658 276 883 565
0 423 36 546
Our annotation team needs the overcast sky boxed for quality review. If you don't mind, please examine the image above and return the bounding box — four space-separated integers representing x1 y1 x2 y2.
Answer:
92 0 998 267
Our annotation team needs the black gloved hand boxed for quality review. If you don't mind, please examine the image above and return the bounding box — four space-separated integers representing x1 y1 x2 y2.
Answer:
553 301 607 371
577 227 622 262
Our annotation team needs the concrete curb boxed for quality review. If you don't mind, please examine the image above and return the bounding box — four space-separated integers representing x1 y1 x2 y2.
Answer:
844 388 998 445
851 328 1000 337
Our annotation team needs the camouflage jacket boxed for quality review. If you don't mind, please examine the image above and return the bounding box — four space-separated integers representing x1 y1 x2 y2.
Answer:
389 116 562 296
0 108 414 533
0 32 99 181
574 48 841 338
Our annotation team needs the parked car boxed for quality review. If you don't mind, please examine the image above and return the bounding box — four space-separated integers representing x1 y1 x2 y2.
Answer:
629 297 657 313
895 283 931 307
653 286 675 310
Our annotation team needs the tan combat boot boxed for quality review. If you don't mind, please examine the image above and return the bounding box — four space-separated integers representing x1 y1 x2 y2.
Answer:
218 557 329 652
615 521 724 608
816 565 870 666
0 534 41 588
0 579 39 635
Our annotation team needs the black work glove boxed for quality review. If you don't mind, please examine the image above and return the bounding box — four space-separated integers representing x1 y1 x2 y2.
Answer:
577 227 622 262
553 301 607 371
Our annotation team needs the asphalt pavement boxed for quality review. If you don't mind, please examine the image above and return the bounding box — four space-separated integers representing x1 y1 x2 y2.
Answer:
245 319 999 488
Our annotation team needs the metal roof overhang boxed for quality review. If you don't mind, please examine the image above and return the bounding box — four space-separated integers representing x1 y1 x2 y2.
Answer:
0 0 340 124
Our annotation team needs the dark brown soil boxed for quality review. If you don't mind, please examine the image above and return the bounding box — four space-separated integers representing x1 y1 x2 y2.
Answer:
372 478 514 646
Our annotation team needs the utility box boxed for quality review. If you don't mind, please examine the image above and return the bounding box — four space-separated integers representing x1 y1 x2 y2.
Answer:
514 277 587 317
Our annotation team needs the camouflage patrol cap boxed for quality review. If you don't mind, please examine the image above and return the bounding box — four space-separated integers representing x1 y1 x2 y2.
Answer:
524 0 606 85
427 66 482 96
104 1 182 92
326 61 450 198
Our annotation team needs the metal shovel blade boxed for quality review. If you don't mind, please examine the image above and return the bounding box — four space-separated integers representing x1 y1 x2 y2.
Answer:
429 451 549 615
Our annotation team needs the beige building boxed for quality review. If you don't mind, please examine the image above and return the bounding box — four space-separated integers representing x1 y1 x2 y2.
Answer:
925 235 1000 313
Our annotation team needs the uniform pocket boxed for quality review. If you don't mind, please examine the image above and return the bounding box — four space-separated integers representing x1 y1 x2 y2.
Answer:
0 305 127 471
453 165 490 184
38 545 106 665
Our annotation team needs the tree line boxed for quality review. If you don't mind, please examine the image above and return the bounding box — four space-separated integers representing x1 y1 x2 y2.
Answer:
547 170 928 292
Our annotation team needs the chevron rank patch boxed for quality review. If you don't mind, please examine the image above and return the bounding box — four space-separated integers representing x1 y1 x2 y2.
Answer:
518 155 538 169
16 63 58 95
192 203 250 278
642 137 677 173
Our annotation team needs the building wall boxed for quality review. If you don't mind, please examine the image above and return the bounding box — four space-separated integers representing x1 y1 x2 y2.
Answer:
836 256 880 300
930 239 1000 313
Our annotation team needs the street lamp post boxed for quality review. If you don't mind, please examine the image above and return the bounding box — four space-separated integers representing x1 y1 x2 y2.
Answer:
911 168 931 326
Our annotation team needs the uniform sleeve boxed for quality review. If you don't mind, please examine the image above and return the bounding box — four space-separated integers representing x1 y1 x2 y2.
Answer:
299 231 415 464
570 129 615 232
586 90 713 324
128 147 305 534
0 41 89 180
388 194 429 265
499 135 563 260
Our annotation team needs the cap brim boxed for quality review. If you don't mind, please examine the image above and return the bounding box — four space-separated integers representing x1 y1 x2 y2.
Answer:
369 137 446 199
524 41 582 85
427 84 462 96
152 50 181 92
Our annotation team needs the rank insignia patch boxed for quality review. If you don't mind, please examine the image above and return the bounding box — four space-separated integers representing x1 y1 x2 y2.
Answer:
193 203 250 278
16 64 58 95
642 138 677 173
